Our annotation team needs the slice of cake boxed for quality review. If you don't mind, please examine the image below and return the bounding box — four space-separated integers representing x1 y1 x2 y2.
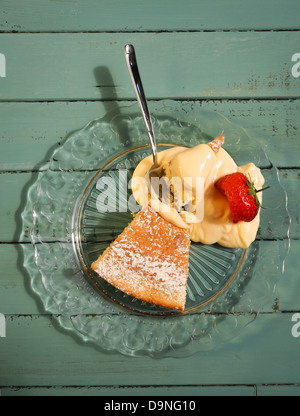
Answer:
91 205 191 311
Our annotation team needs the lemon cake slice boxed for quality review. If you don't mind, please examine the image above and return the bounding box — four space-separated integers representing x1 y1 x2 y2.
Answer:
91 205 191 311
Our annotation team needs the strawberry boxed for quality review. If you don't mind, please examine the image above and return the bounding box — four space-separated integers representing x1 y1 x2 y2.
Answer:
215 172 269 223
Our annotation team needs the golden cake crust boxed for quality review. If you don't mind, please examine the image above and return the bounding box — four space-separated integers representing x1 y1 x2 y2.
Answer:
91 206 191 311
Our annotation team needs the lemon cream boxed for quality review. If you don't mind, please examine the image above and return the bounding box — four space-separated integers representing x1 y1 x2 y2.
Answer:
132 139 265 249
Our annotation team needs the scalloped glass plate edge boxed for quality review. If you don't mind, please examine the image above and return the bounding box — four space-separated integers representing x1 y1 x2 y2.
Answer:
20 100 291 358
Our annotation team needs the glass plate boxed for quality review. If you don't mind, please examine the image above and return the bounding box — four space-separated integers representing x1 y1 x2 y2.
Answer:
21 100 291 358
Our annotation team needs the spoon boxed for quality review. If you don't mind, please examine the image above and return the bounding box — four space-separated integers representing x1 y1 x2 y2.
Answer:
124 44 170 205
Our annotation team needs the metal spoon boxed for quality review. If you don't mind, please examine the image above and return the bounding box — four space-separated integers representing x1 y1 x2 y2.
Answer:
124 44 170 204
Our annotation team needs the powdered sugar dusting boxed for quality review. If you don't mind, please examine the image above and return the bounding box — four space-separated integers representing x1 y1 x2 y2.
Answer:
92 206 191 311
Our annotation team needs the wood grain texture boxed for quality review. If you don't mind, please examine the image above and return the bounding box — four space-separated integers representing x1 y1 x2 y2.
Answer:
1 385 257 396
0 32 299 101
257 384 300 396
1 239 299 316
0 0 299 32
3 384 300 396
0 0 299 395
0 312 299 387
0 168 296 243
0 100 299 172
0 242 299 387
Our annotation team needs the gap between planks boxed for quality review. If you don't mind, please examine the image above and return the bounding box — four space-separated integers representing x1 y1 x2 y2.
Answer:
0 166 298 175
0 97 299 104
1 29 300 34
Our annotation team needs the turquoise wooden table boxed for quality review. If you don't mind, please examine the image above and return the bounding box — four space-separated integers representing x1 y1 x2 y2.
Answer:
0 0 300 397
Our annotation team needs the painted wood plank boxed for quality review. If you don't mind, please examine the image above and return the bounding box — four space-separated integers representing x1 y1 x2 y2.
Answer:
1 239 299 316
201 100 300 169
0 385 256 396
279 169 300 240
0 32 299 100
0 167 296 243
1 0 299 32
0 172 39 243
3 384 300 396
0 312 299 386
257 384 300 396
274 240 300 312
0 244 42 315
0 101 122 172
0 100 299 172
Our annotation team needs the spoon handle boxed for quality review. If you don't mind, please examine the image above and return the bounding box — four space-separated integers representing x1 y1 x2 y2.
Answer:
125 44 158 166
